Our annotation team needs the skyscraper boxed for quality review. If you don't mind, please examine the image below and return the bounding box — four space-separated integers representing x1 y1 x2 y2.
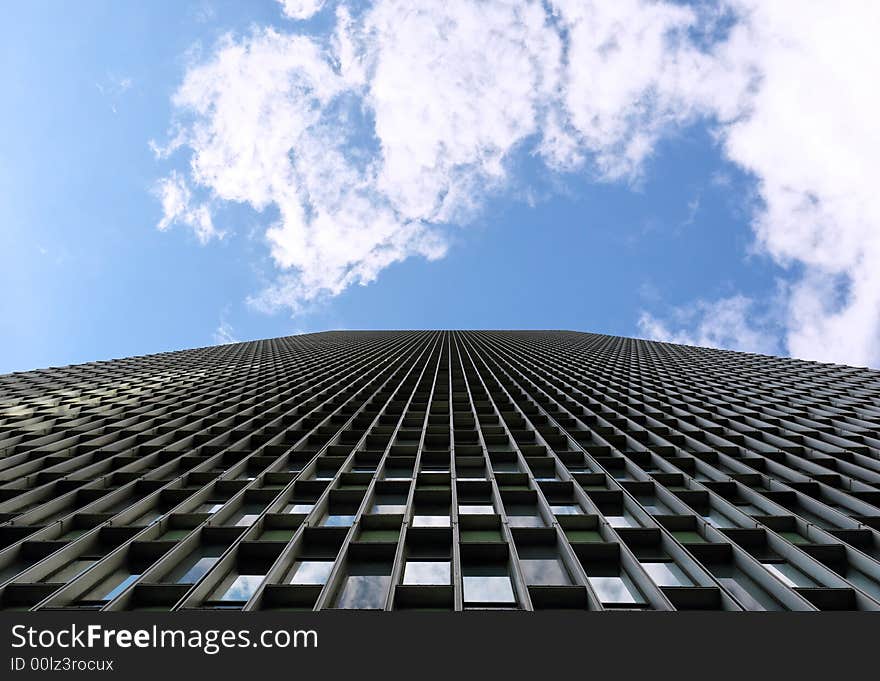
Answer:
1 330 879 611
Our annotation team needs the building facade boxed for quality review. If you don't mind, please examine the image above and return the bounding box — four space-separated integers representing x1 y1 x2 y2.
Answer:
1 330 880 611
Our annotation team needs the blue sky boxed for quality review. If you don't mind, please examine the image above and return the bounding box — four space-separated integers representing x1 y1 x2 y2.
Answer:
2 1 877 374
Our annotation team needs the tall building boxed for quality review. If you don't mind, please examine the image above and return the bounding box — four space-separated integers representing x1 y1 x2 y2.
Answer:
1 330 880 612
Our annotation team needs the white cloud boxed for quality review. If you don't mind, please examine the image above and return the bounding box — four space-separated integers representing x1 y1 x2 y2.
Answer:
645 1 880 366
155 0 880 366
277 0 324 20
212 319 238 345
153 170 222 244
95 74 134 114
638 295 781 356
158 0 712 315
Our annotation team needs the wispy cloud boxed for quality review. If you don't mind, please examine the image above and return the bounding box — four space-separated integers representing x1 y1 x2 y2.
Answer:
154 0 880 366
153 170 222 244
95 74 133 114
682 193 701 227
212 318 238 345
638 294 782 356
641 1 880 366
277 0 325 20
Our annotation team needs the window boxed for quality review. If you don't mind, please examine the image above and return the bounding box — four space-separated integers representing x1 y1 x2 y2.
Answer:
335 563 392 609
459 504 494 515
550 504 582 515
230 508 261 527
519 550 571 586
588 574 646 605
605 511 639 528
641 561 694 587
322 514 356 527
372 495 407 514
195 502 224 514
81 571 140 602
284 503 314 515
169 546 225 584
216 573 264 601
287 560 335 585
762 561 818 588
462 566 516 606
403 561 450 585
506 505 545 528
711 565 783 611
702 509 735 528
412 515 450 527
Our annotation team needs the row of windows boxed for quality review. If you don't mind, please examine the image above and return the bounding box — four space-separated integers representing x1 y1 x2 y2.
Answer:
0 331 879 611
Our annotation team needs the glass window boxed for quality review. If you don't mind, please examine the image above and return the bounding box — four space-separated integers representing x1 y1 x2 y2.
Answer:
322 514 356 527
412 515 450 527
636 497 672 514
287 560 335 585
762 562 818 588
459 504 494 515
403 561 451 585
82 572 140 601
196 502 224 514
519 556 571 586
506 505 545 527
550 504 582 515
641 561 694 587
372 495 407 514
588 574 646 605
711 565 783 611
605 512 638 528
285 503 314 514
462 568 516 606
335 563 391 609
702 509 735 528
839 568 880 600
170 547 225 584
217 573 264 601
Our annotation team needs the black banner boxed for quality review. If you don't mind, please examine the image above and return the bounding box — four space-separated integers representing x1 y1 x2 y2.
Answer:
0 612 875 678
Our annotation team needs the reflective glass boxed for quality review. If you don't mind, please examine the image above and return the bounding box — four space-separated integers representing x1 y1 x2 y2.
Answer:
550 504 582 515
463 574 515 604
412 515 450 527
459 504 494 515
762 562 818 588
403 561 450 585
285 503 314 514
288 560 334 585
641 561 694 587
588 575 645 604
218 574 264 601
177 557 220 584
520 557 571 586
335 565 391 609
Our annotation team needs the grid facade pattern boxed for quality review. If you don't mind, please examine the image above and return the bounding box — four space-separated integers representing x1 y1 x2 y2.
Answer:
1 330 880 611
